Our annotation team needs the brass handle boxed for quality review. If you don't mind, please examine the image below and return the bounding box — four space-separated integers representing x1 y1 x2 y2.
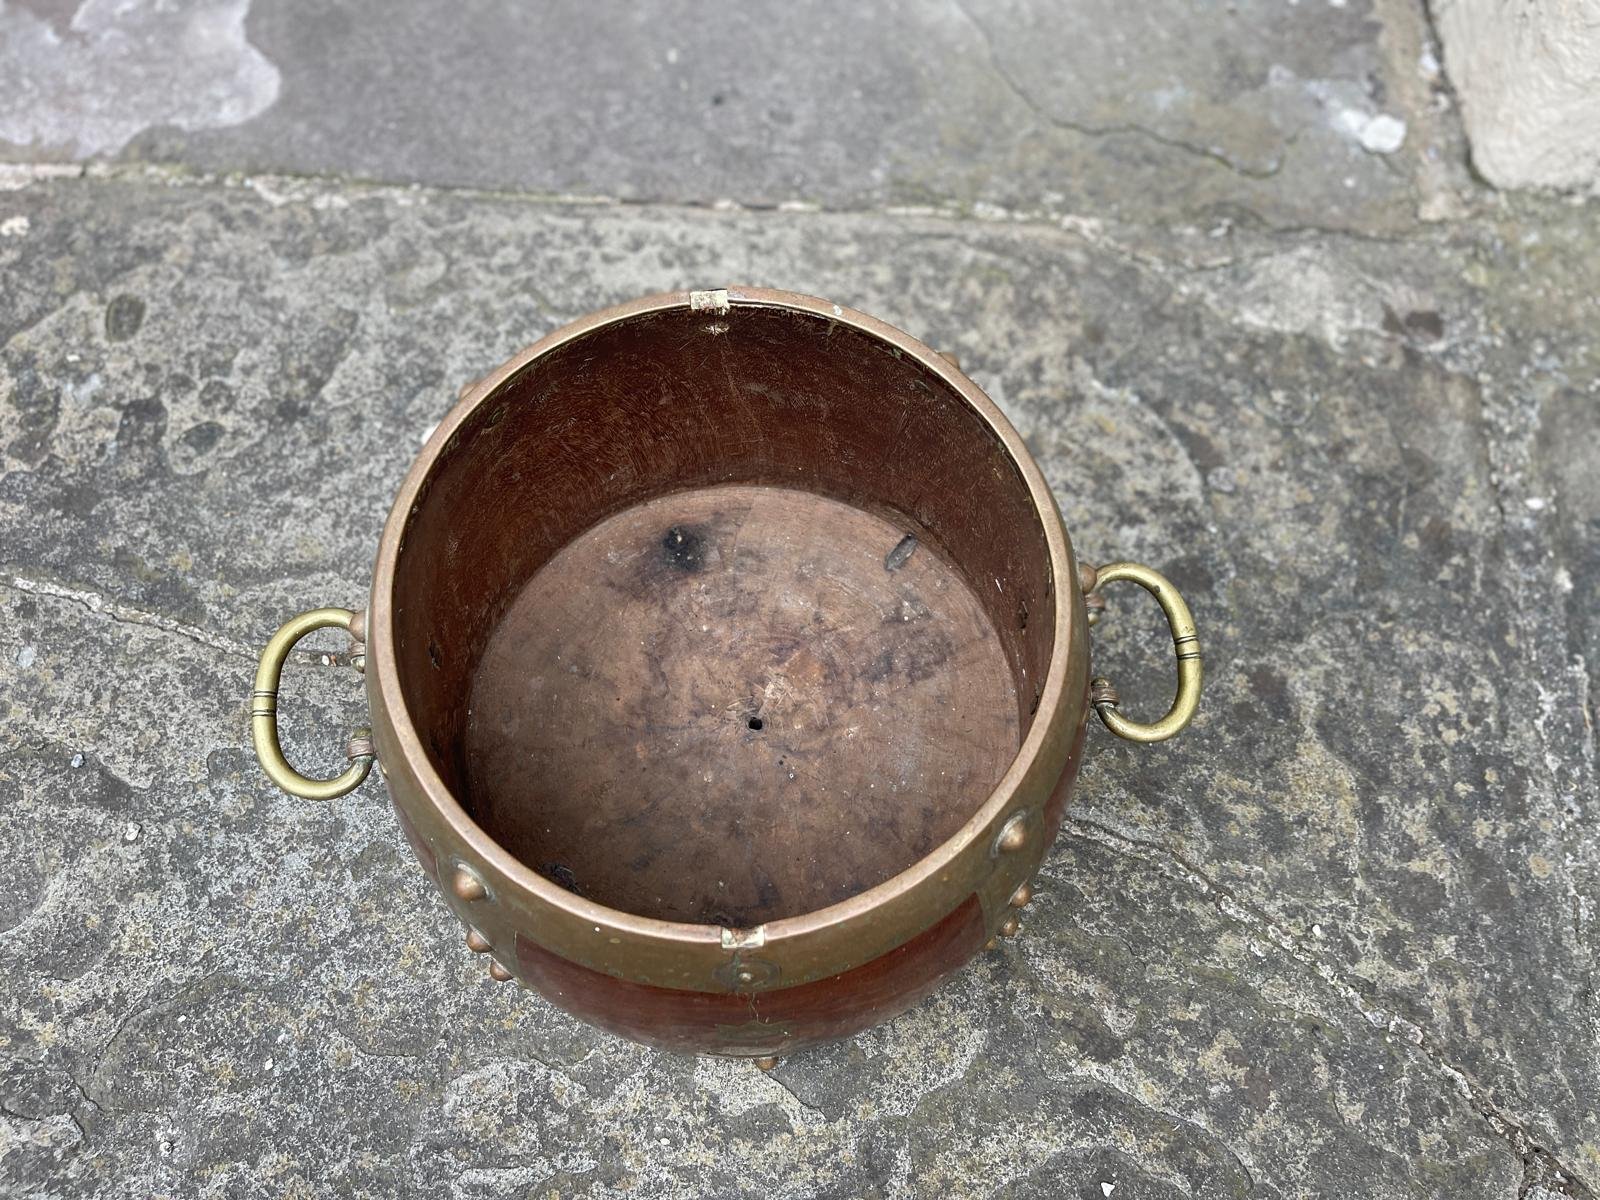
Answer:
1085 562 1202 744
250 607 374 800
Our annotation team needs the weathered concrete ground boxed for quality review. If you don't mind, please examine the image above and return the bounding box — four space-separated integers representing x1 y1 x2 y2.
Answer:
1 2 1597 1197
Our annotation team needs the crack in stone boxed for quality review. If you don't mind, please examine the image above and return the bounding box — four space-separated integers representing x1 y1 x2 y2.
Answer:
85 987 163 1105
84 969 229 1119
4 148 1425 260
67 1074 104 1122
0 1101 92 1158
1064 814 1597 1197
6 572 257 661
949 0 1285 182
3 572 357 673
1223 212 1421 246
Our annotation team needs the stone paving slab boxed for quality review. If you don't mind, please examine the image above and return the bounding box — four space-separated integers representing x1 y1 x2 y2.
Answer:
1 0 1469 233
0 169 1595 1197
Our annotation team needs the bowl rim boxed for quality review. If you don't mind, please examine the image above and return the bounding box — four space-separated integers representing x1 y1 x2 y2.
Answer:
366 286 1086 986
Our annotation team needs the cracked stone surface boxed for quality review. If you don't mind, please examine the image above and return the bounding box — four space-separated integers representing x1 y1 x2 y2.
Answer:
1 170 1596 1198
2 2 1598 1197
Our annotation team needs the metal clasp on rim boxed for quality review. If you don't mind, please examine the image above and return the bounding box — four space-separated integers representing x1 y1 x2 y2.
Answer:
251 607 375 800
1082 562 1202 744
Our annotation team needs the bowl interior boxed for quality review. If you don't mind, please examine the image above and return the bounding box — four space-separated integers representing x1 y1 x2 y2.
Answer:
391 299 1058 924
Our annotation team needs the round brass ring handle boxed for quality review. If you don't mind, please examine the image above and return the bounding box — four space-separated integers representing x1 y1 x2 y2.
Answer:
250 607 374 800
1087 562 1202 743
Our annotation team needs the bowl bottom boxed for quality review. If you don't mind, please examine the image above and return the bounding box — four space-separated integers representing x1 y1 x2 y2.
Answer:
463 483 1019 926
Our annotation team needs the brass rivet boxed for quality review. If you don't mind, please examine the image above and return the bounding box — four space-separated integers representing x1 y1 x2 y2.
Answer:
466 929 492 954
451 864 487 902
488 960 513 982
1078 561 1100 594
1009 883 1033 909
999 914 1022 937
995 815 1029 854
754 1056 779 1072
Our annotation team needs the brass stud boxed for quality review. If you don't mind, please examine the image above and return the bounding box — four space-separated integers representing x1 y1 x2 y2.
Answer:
1077 561 1100 594
466 929 492 954
999 914 1022 937
488 960 513 982
754 1056 779 1072
451 864 487 902
1009 882 1033 909
995 814 1029 854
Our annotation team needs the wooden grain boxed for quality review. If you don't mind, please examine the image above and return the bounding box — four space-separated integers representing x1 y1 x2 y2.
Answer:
464 484 1019 925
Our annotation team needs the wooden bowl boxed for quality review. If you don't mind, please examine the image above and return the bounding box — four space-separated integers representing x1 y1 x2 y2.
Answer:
250 288 1202 1057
